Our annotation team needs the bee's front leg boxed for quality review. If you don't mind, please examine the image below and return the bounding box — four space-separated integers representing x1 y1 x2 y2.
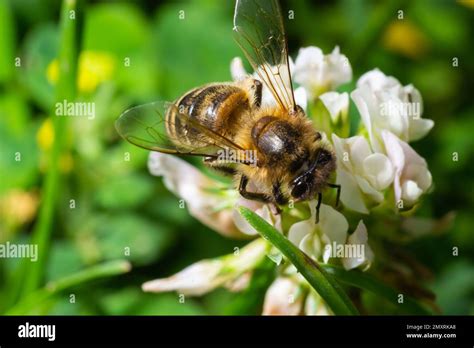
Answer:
238 175 271 203
272 182 288 206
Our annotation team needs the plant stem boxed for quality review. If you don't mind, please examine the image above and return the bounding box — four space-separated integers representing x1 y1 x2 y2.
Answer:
18 0 82 299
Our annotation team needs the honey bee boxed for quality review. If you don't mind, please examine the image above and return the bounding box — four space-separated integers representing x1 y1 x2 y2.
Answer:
115 0 340 222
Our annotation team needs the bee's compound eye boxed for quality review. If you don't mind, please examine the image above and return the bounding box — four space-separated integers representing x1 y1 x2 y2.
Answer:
291 179 308 199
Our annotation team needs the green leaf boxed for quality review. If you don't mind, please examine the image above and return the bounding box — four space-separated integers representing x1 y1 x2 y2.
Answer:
94 173 154 210
83 3 157 99
238 206 358 315
321 264 433 315
46 241 84 282
93 214 175 266
20 24 58 110
84 3 150 57
153 1 241 99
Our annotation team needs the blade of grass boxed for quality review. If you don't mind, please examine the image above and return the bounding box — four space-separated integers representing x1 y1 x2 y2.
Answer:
239 206 358 315
7 260 131 315
321 264 433 315
16 0 83 299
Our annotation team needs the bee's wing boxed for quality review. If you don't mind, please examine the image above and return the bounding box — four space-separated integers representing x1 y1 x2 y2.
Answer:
115 101 245 159
233 0 296 113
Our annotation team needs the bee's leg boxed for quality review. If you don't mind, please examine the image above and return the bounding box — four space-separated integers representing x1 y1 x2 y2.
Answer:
315 192 322 224
328 183 341 207
269 183 287 216
252 79 262 108
272 182 288 206
238 175 271 203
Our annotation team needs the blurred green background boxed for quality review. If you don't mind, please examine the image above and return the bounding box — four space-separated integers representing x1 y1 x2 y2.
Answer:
0 0 473 315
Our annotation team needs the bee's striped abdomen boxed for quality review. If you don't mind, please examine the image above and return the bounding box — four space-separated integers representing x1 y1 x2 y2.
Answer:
166 83 249 147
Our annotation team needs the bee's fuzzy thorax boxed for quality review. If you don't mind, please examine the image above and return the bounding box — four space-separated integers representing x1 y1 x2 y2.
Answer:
234 105 336 200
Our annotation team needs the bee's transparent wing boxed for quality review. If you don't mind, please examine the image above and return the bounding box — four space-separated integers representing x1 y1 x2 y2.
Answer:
115 101 245 158
233 0 296 113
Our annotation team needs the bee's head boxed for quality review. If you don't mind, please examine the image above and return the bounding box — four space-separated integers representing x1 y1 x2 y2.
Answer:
289 147 336 201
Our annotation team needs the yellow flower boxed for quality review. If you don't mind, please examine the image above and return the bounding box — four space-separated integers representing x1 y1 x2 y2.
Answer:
37 119 74 173
47 51 116 93
37 118 54 151
382 20 429 59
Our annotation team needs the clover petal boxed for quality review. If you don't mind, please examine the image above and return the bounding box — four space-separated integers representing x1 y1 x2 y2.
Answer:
263 277 303 315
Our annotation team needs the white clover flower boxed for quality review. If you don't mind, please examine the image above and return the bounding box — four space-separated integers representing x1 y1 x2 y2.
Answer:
332 134 395 214
293 86 308 113
262 276 303 315
381 130 432 207
148 151 246 238
319 91 349 124
288 203 346 261
287 202 373 270
351 68 434 152
142 258 224 296
341 220 374 271
263 276 332 315
143 239 267 296
293 46 352 98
